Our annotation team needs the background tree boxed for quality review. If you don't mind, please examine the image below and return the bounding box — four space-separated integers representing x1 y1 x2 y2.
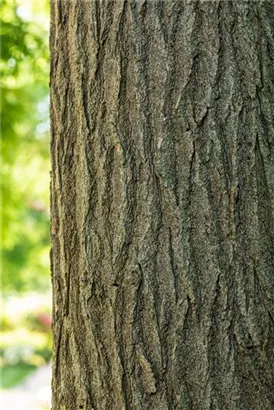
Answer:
50 1 274 409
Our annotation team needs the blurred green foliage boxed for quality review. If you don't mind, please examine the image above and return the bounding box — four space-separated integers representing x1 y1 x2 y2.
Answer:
1 0 50 293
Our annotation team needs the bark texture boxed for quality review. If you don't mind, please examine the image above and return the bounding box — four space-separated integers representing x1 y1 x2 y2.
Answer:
50 1 274 409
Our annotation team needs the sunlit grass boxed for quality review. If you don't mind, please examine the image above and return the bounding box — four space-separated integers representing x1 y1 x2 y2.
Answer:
1 363 38 389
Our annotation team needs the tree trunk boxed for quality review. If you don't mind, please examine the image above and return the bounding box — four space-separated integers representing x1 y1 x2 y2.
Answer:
50 1 274 409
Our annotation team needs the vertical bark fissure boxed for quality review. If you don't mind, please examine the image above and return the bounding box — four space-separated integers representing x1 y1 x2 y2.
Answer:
51 1 274 409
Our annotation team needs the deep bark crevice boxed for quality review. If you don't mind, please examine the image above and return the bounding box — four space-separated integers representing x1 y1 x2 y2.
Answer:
50 1 274 409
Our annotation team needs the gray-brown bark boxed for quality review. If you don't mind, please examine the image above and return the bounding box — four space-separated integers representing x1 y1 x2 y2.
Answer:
50 1 274 409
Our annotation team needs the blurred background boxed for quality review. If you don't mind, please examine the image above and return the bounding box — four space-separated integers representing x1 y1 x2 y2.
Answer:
1 1 51 408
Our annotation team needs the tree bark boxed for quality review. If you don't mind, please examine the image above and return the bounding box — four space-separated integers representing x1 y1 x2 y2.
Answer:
50 1 274 409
